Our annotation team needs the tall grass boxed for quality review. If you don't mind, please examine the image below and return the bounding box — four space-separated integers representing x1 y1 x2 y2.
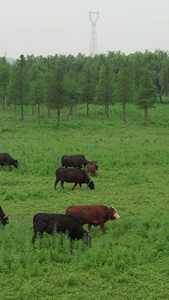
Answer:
0 103 169 299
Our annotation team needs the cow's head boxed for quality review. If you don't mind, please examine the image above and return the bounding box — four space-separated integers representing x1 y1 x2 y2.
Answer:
0 206 9 226
1 215 9 225
109 205 120 220
90 161 98 170
13 159 18 168
88 180 95 190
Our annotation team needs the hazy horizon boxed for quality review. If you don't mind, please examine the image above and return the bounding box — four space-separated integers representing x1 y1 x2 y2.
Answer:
1 0 169 59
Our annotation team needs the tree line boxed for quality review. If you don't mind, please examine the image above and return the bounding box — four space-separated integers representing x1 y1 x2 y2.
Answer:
0 49 169 127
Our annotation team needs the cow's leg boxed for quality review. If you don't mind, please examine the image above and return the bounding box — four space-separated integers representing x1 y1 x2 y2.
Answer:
79 183 82 188
88 234 92 247
60 180 64 189
88 224 92 235
32 231 43 244
82 231 91 247
72 182 78 190
100 223 106 234
70 239 73 254
54 178 60 190
32 232 37 244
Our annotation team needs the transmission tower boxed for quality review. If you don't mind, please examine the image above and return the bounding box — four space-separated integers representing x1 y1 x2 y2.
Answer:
89 11 99 57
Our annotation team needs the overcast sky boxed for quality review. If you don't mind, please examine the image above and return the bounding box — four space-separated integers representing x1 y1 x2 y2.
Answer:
0 0 169 59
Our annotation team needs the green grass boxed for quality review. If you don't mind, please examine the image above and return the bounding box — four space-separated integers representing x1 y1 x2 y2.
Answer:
0 103 169 299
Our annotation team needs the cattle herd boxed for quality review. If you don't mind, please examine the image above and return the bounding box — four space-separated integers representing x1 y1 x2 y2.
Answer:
0 153 120 247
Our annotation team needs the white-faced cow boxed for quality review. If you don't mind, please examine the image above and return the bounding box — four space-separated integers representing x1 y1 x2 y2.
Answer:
54 168 94 190
32 213 90 245
0 206 9 226
65 205 120 235
0 153 18 168
61 155 89 169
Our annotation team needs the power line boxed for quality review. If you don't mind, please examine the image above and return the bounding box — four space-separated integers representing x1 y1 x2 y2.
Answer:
89 11 99 57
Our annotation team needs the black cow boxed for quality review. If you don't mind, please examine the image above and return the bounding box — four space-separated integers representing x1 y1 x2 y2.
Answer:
61 155 89 169
32 213 89 245
54 168 94 190
0 206 9 226
0 153 18 168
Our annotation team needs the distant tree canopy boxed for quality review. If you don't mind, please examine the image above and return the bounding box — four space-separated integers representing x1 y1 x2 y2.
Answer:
137 67 157 125
0 57 10 109
0 49 168 126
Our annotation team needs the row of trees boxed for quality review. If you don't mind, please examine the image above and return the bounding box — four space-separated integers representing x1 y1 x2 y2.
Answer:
0 49 169 127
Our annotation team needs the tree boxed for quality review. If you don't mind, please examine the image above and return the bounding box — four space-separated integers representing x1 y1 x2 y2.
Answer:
159 57 169 99
81 62 96 116
64 71 80 119
115 59 135 122
0 57 10 110
129 51 144 88
143 49 168 103
7 55 28 120
26 59 47 123
108 51 125 75
96 59 114 118
137 68 157 126
29 74 46 123
48 61 66 128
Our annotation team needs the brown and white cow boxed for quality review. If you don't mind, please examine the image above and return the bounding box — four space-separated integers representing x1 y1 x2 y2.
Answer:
85 161 98 176
65 205 120 234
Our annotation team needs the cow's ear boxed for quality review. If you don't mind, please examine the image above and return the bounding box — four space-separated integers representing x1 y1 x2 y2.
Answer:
109 205 114 210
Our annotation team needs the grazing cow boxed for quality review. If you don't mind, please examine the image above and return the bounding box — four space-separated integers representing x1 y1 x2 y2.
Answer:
65 205 120 234
32 213 90 245
54 168 94 190
0 153 18 168
61 155 89 169
0 206 9 226
85 161 98 176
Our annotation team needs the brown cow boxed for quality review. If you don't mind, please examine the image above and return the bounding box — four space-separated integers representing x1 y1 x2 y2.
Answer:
65 205 120 234
85 161 98 176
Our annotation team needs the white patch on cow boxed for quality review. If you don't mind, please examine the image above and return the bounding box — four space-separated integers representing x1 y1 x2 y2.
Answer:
114 212 120 220
110 205 120 220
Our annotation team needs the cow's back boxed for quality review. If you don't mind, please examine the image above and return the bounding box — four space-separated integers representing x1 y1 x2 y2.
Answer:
0 153 10 163
56 168 89 181
56 168 84 181
61 155 88 168
65 205 107 225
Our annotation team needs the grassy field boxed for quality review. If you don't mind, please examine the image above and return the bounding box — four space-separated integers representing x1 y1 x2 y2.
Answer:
0 103 169 299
